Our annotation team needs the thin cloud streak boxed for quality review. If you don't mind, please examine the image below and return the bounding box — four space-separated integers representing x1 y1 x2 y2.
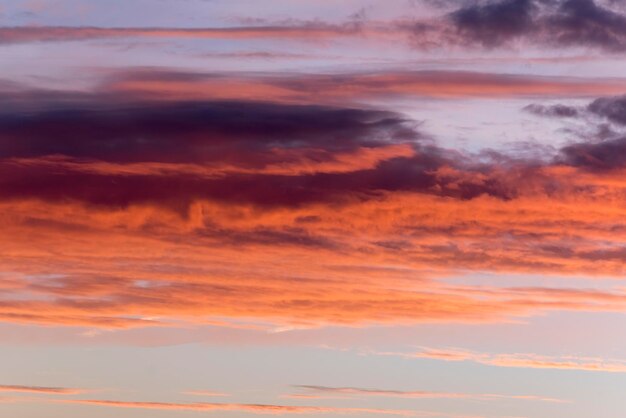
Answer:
59 399 417 416
0 24 372 44
183 390 231 397
0 385 85 395
292 385 567 403
378 347 626 373
104 69 626 103
2 0 626 52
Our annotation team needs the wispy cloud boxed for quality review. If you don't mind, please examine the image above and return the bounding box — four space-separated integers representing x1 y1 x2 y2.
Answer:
0 385 85 395
59 399 416 416
2 0 626 52
104 69 626 103
0 23 369 44
183 390 231 397
379 347 626 373
291 385 566 403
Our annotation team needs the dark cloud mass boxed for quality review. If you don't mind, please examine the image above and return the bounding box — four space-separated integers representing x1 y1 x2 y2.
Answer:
559 136 626 170
588 95 626 125
0 93 524 211
450 0 536 45
0 85 625 215
0 101 413 162
547 0 626 50
445 0 626 50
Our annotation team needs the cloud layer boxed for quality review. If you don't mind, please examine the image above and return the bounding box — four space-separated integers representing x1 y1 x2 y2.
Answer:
1 0 625 52
1 71 626 330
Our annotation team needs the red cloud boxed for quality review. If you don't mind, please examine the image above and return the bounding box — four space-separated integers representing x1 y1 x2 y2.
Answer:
104 70 626 103
2 83 626 330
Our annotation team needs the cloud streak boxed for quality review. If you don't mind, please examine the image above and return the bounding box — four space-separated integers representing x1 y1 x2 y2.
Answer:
0 385 84 395
103 69 626 103
0 24 369 44
60 399 416 416
292 385 566 403
2 0 625 52
398 347 626 373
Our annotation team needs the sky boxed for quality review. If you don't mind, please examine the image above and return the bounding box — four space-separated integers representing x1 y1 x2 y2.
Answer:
1 0 626 417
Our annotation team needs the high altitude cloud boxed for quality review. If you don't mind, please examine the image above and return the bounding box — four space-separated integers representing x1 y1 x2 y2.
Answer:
0 24 366 44
102 69 626 103
0 385 84 395
291 385 565 402
397 347 626 373
58 399 415 416
1 0 625 51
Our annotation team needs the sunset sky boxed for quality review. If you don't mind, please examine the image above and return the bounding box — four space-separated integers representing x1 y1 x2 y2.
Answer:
2 0 626 417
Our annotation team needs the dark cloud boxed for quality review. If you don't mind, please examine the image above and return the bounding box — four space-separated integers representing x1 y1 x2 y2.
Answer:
540 95 626 170
450 0 536 45
443 0 626 50
3 85 626 214
0 100 415 163
0 93 524 211
558 136 626 170
546 0 626 51
0 146 513 211
523 103 579 118
588 95 626 125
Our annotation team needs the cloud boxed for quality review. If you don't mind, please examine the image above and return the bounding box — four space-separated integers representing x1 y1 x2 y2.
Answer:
0 385 84 395
60 399 416 415
1 0 625 52
291 385 566 403
0 99 414 163
545 0 626 51
4 78 626 329
104 69 626 103
0 99 431 210
450 0 536 46
183 390 231 397
398 347 626 373
411 0 626 51
558 136 626 170
0 23 366 44
523 103 580 118
588 95 626 125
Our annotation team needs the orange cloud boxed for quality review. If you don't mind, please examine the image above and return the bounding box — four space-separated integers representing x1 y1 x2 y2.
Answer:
6 143 415 178
4 179 626 329
393 347 626 373
3 87 626 331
